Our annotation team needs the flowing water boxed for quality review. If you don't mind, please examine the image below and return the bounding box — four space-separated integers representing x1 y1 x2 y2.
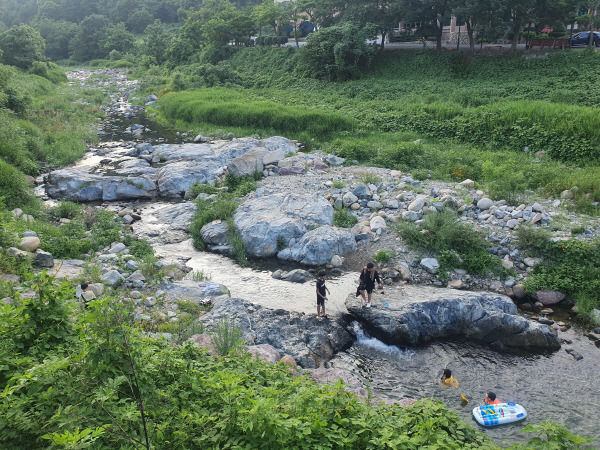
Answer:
48 72 600 446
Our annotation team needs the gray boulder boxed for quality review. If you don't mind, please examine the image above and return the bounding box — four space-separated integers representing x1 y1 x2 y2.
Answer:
535 290 566 306
157 161 211 198
277 226 356 266
200 220 230 246
133 203 197 244
35 250 54 267
280 269 314 283
420 258 440 274
201 295 353 368
227 147 267 177
234 192 333 258
477 198 494 210
261 136 298 154
162 281 230 303
345 285 560 351
100 269 124 287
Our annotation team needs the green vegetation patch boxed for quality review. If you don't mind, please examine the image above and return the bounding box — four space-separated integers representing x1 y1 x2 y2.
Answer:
158 87 355 142
517 228 600 320
397 210 505 278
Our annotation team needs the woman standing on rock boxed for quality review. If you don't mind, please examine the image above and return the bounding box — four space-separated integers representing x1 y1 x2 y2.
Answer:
358 262 382 308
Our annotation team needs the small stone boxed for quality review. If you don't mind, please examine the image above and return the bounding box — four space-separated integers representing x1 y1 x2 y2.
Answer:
280 355 297 367
130 290 142 299
477 198 494 210
447 280 463 289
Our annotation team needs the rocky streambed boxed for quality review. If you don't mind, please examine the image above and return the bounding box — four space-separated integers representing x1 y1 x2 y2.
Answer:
13 68 600 442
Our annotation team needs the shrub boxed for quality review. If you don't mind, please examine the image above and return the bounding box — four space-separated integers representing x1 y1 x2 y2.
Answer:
52 200 82 220
299 23 376 81
211 316 244 356
515 225 552 256
0 159 35 210
333 208 358 228
374 250 393 264
397 210 503 276
0 24 45 69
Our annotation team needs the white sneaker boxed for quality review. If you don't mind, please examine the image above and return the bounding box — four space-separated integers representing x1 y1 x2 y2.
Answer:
366 303 371 308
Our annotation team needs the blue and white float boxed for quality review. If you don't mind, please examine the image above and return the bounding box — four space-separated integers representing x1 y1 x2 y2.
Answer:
472 403 527 426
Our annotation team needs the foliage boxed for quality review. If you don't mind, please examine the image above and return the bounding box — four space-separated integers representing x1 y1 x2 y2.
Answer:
210 316 244 356
515 225 553 256
397 210 504 276
0 159 35 210
333 208 358 228
158 87 354 142
522 238 600 319
299 22 376 81
0 24 46 69
374 250 394 264
0 272 75 385
512 421 596 449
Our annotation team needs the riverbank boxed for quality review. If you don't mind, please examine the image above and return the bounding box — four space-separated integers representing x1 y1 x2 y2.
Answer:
1 68 599 447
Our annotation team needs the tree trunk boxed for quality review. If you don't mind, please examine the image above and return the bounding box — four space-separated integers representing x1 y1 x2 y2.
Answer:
294 22 299 48
511 22 520 51
436 18 443 50
380 30 386 52
467 20 474 53
588 15 595 49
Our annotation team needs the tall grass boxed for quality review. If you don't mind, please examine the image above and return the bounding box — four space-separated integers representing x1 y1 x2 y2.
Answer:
158 87 355 142
148 49 600 211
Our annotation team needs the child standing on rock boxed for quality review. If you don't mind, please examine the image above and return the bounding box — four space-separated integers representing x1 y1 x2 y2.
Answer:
316 270 330 322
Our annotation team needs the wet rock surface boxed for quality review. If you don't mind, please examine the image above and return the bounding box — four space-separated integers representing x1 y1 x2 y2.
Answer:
345 285 561 351
200 294 354 368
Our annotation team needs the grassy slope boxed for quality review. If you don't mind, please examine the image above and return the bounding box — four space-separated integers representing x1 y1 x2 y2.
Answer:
151 49 600 212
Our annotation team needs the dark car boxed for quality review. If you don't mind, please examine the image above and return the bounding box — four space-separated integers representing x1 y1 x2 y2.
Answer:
570 31 600 47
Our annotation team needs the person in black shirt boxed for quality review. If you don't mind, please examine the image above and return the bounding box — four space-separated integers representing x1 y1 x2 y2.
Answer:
358 262 382 308
316 270 330 321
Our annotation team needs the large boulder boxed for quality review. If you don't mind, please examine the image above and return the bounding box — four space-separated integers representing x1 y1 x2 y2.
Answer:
34 250 54 267
277 226 356 266
20 236 40 252
157 161 212 198
46 168 104 201
200 220 230 246
102 176 157 201
162 281 230 304
345 285 560 351
200 295 354 368
227 147 268 177
234 192 333 258
133 203 197 244
535 290 566 306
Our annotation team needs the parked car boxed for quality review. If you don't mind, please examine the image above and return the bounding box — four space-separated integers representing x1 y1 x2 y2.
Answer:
569 31 600 47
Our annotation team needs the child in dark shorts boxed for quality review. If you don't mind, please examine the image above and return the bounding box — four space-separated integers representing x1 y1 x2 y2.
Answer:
316 270 330 322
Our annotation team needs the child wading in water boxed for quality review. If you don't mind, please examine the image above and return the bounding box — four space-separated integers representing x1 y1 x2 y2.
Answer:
316 270 330 322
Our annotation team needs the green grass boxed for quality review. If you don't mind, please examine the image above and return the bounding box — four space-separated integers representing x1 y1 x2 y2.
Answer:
147 49 600 212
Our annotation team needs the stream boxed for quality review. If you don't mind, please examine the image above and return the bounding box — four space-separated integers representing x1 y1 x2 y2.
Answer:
44 70 599 446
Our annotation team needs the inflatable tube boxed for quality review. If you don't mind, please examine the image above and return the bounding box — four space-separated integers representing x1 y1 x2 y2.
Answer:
472 402 527 426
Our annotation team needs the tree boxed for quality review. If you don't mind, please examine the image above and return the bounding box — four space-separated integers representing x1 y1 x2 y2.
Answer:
33 18 79 61
253 0 283 36
69 14 112 61
299 22 376 81
143 20 170 64
0 25 46 69
402 0 453 51
99 22 135 55
342 0 403 51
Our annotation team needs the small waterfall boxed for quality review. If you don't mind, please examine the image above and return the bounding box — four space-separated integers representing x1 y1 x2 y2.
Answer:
351 321 414 360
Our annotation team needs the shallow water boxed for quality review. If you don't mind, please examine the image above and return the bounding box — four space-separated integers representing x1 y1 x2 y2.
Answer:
154 239 360 316
331 324 600 445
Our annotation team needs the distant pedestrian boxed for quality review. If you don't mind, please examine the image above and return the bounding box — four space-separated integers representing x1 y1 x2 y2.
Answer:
358 262 382 308
316 270 330 321
77 282 96 308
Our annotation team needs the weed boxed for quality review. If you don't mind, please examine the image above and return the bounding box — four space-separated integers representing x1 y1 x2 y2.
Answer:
191 270 211 282
211 316 244 356
277 236 286 251
374 250 394 264
333 209 358 228
332 180 344 189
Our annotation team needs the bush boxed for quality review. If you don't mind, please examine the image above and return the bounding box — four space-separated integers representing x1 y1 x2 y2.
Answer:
0 159 35 210
397 210 503 276
374 250 393 264
333 208 358 228
211 316 243 356
0 25 46 69
299 23 376 81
